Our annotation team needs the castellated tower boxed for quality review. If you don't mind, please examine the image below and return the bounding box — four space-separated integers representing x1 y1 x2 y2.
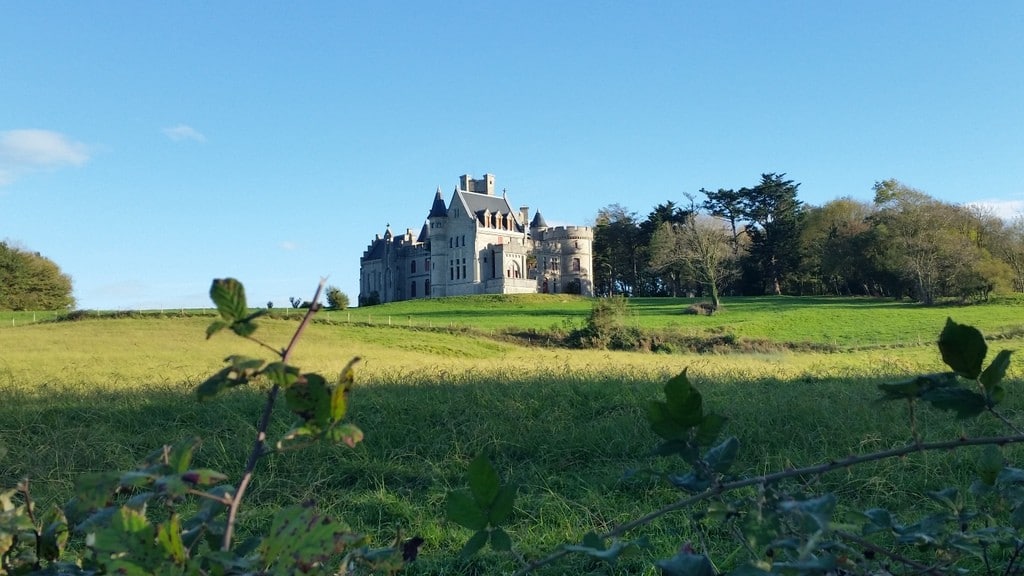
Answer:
359 173 593 305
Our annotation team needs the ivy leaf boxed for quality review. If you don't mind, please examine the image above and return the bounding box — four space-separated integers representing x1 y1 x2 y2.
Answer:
468 454 500 508
459 529 489 560
938 318 987 379
446 489 487 531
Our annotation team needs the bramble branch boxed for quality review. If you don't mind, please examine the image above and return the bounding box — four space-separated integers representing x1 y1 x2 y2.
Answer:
221 278 327 552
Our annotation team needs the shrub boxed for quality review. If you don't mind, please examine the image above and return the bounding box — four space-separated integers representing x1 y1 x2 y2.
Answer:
325 285 350 309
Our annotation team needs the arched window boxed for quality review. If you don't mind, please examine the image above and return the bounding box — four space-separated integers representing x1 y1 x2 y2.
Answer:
411 260 417 274
411 281 417 297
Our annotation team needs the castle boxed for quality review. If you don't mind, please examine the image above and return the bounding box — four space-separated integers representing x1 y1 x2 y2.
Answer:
359 174 594 304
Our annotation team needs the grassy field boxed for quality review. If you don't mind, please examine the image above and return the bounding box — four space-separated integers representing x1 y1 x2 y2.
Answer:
2 296 1024 573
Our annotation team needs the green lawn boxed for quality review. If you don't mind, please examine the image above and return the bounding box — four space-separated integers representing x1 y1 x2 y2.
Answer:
2 297 1023 573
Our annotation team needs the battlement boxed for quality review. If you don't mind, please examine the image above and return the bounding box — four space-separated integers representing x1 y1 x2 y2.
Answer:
537 226 594 241
459 173 496 196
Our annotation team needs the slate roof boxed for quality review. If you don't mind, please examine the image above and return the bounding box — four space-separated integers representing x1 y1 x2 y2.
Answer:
428 188 448 218
416 221 429 243
456 190 523 231
530 211 548 228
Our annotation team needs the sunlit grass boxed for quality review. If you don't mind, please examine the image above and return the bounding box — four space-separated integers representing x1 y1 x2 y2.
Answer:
2 304 1023 572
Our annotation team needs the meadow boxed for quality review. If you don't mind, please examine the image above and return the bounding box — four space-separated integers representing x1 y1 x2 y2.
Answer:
1 295 1023 573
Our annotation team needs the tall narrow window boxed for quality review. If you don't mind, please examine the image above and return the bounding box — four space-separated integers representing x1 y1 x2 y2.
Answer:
572 258 580 272
411 281 416 297
411 260 417 274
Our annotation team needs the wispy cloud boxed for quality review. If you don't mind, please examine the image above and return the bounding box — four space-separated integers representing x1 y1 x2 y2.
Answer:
163 124 206 142
0 129 90 185
280 241 298 251
967 197 1024 221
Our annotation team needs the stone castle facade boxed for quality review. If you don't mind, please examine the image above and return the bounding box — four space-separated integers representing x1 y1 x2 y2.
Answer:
359 174 593 304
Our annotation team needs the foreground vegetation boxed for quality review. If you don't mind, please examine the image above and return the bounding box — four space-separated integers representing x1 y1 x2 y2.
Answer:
2 291 1023 573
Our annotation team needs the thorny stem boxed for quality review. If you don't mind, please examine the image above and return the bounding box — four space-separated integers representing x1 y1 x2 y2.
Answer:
835 529 947 575
989 406 1024 435
513 433 1024 576
908 398 922 445
17 479 42 569
221 278 327 552
1003 538 1024 576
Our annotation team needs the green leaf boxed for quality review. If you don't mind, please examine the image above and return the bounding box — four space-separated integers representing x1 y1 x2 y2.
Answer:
446 489 487 531
648 401 688 441
663 370 704 427
926 487 960 513
39 505 68 561
703 436 739 474
205 319 229 339
878 373 958 401
668 472 710 493
167 437 200 474
695 413 728 446
460 529 489 560
263 362 300 388
210 278 248 323
938 318 987 379
468 453 500 508
156 514 186 564
180 469 228 486
489 527 512 552
257 503 365 574
655 550 715 576
921 386 988 418
980 349 1013 395
331 358 359 422
488 484 517 526
978 446 1003 486
325 423 364 448
582 531 605 550
284 373 332 426
778 494 836 531
195 356 265 400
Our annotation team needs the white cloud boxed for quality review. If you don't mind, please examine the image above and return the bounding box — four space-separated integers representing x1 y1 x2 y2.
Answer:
280 241 298 251
967 198 1024 221
163 124 206 142
0 129 90 185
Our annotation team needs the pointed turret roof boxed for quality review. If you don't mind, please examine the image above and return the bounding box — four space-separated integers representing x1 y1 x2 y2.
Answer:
530 211 548 229
428 188 448 218
416 221 429 243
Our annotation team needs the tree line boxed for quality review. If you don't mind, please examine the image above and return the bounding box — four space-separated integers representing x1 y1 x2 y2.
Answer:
592 174 1024 308
0 241 75 310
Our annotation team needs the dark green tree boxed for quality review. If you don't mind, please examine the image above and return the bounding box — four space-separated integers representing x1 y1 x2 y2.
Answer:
0 241 75 310
738 173 804 295
593 205 643 296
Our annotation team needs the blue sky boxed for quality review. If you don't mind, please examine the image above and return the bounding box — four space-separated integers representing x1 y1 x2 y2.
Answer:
2 2 1022 310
